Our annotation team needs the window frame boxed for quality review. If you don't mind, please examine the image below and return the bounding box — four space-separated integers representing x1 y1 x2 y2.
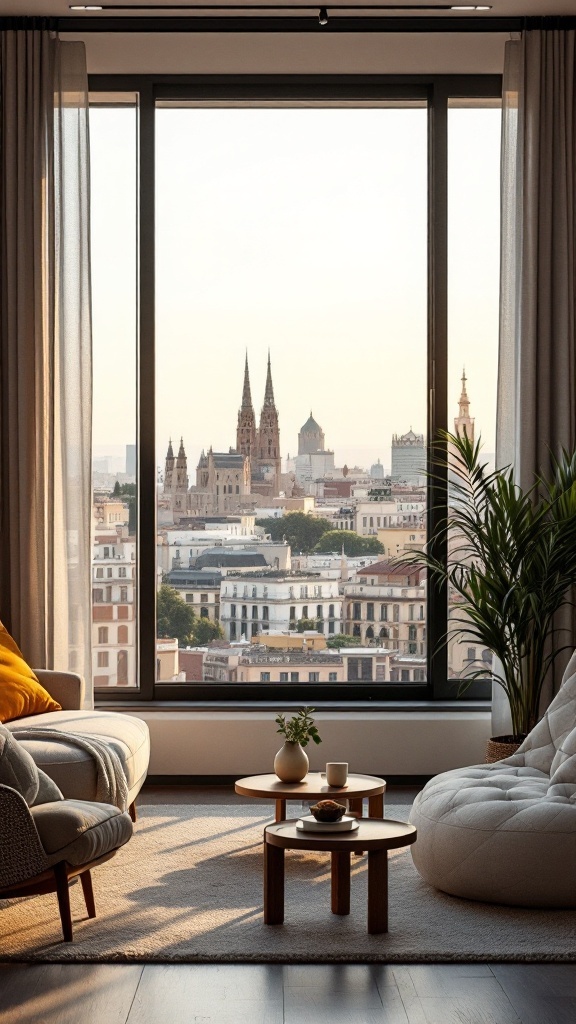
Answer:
89 73 501 704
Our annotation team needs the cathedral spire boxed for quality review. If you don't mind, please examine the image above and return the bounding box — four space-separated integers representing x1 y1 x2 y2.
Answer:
459 368 470 416
163 437 175 494
263 350 275 407
177 436 186 459
454 368 474 445
237 353 257 459
241 351 253 410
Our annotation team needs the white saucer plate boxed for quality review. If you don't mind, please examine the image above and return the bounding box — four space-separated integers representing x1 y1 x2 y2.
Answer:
296 815 360 833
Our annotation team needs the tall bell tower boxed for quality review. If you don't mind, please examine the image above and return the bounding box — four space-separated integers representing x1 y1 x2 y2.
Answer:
454 368 475 445
255 352 281 497
163 438 175 492
236 352 257 459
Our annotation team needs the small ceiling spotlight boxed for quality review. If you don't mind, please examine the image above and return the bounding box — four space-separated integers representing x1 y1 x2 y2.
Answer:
318 6 329 24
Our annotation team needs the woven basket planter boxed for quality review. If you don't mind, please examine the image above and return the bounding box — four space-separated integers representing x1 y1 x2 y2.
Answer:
485 735 525 763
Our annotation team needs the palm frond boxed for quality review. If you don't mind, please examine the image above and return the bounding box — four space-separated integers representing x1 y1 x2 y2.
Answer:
396 431 576 736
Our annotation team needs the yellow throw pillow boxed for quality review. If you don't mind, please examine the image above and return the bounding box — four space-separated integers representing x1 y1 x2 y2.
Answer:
0 622 62 723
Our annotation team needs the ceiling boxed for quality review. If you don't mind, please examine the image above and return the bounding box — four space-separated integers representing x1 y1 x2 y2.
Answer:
2 0 576 18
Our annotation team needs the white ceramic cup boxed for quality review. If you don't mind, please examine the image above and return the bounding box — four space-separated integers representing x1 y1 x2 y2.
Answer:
326 762 348 787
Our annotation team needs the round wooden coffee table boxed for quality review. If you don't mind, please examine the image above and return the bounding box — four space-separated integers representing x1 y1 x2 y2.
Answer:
264 818 416 934
235 772 386 822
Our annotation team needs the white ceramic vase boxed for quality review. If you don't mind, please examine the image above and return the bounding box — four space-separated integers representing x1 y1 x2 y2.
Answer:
274 740 309 783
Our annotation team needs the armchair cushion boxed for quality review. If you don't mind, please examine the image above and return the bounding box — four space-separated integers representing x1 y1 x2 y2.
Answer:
0 724 63 807
0 622 61 723
31 799 133 866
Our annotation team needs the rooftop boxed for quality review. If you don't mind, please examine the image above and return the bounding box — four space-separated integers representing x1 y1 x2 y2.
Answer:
358 560 427 580
165 570 222 587
194 550 268 569
226 570 322 580
238 652 343 665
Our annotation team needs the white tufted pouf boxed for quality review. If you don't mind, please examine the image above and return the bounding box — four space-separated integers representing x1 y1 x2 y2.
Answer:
410 652 576 907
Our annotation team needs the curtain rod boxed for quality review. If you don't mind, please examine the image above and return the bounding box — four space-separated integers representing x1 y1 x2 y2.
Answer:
2 14 576 34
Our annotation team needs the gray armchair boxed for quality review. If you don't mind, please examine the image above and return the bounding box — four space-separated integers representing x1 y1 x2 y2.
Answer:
0 783 133 941
0 723 133 942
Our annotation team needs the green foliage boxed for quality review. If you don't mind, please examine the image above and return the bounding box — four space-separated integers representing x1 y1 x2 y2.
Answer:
256 512 333 553
326 634 363 649
192 618 224 645
275 706 322 748
113 481 136 497
157 585 225 647
157 584 196 646
112 481 137 534
404 430 576 738
296 617 320 633
314 530 385 556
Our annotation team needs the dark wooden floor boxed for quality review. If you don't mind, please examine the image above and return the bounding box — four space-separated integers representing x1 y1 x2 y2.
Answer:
1 787 574 1024
2 962 576 1024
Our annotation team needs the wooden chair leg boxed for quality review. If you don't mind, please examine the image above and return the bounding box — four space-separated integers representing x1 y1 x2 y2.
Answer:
129 800 137 823
54 862 73 942
80 869 96 919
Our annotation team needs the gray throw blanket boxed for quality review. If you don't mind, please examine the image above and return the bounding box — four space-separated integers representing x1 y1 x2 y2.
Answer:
13 728 129 811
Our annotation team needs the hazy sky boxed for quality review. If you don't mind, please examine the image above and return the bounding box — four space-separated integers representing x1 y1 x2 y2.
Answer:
90 103 501 474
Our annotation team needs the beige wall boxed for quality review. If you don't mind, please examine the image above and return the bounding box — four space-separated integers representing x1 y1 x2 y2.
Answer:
123 708 491 776
64 32 506 77
378 527 426 558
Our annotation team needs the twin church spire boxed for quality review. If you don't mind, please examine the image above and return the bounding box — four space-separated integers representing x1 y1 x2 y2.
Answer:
237 351 279 456
237 351 281 495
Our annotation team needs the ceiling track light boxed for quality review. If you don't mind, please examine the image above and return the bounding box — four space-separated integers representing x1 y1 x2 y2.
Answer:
69 4 493 11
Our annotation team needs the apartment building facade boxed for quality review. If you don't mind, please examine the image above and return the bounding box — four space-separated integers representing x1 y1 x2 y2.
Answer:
219 571 342 641
342 561 426 656
92 531 136 687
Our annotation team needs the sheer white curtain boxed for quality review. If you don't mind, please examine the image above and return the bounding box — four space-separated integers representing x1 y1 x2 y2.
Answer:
495 31 576 733
0 29 93 706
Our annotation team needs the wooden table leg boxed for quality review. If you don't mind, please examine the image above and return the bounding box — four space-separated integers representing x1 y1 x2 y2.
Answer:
367 848 388 934
348 797 363 819
275 799 287 822
264 839 285 925
348 798 364 855
368 793 384 819
331 851 351 916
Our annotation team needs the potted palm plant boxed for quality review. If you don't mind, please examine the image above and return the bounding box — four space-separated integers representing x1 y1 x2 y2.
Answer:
410 430 576 759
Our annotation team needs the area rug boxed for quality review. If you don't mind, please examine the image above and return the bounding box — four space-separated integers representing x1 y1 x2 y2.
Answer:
1 803 575 963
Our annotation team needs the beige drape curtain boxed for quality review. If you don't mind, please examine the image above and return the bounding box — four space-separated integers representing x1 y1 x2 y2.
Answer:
495 30 576 732
0 28 93 703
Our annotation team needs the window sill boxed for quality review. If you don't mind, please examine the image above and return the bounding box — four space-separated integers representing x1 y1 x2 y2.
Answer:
95 698 491 713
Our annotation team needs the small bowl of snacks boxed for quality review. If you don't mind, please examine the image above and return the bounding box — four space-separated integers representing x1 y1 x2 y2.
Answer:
310 799 347 823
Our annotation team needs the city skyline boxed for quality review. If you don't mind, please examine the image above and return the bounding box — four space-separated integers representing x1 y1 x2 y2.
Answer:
93 364 489 480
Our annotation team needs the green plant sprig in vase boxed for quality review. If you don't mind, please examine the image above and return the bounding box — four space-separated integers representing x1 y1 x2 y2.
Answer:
274 707 322 783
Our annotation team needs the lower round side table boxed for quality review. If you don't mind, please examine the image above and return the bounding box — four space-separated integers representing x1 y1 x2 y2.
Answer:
263 817 417 934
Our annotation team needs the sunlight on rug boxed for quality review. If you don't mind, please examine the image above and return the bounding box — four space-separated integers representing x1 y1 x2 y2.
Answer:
1 804 575 963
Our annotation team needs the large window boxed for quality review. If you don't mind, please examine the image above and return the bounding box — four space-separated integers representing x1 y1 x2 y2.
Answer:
89 76 501 702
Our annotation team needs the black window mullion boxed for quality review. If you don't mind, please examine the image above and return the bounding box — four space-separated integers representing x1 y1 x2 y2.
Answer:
138 82 156 701
427 80 449 699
